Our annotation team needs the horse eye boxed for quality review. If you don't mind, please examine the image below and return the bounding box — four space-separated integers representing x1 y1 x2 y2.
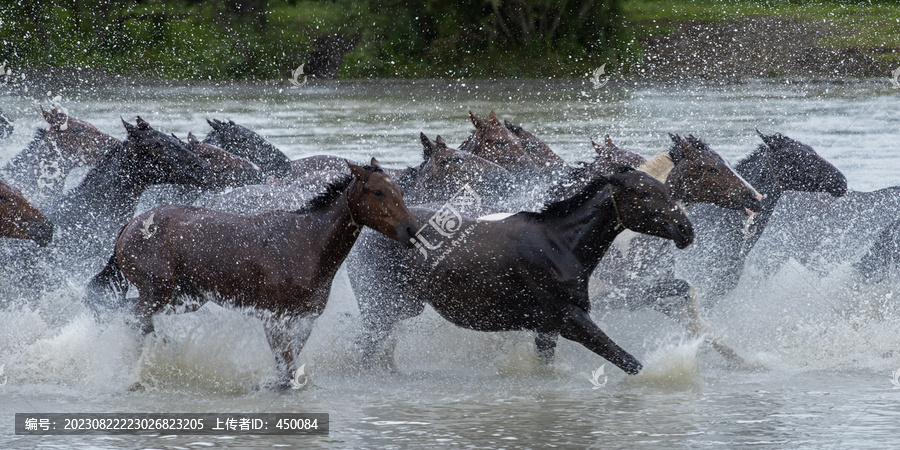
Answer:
706 167 720 174
373 190 384 197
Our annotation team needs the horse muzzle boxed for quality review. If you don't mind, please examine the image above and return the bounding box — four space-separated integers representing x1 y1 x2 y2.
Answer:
397 219 420 249
26 219 54 247
665 220 694 249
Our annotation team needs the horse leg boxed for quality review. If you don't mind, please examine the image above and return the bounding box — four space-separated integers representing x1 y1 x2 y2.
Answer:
356 293 425 369
558 303 642 375
535 332 559 364
649 280 746 366
133 283 176 334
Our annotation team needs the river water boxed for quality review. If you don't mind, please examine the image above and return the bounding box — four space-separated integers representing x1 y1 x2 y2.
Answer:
1 79 899 448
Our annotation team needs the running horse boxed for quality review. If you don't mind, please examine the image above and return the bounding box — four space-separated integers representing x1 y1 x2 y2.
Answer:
1 107 120 207
0 179 53 246
678 130 847 305
460 111 568 180
348 167 693 375
87 159 418 387
202 119 293 179
585 134 761 363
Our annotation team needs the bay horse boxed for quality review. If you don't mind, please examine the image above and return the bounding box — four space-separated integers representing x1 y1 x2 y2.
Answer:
202 119 292 178
87 160 418 387
1 107 120 207
49 117 213 267
348 167 693 375
587 134 761 363
678 130 847 306
0 179 53 246
459 111 556 178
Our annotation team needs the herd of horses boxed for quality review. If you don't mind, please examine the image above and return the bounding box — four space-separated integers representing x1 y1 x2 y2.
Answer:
0 106 883 390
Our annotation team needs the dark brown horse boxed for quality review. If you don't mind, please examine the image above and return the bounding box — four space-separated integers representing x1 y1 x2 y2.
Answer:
679 130 847 305
87 159 418 386
202 119 292 178
459 111 552 177
348 167 693 375
186 133 264 189
587 134 761 364
1 107 120 207
0 179 53 246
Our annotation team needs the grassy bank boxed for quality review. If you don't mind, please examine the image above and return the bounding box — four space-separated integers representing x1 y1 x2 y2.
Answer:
1 0 899 80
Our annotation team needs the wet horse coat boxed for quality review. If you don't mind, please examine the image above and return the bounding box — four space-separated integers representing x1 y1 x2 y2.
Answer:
349 168 694 375
87 160 419 385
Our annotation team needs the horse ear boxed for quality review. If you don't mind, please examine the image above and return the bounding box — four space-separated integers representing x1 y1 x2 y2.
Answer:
606 134 616 148
187 132 198 144
135 116 151 130
756 129 781 148
347 160 366 179
487 111 502 126
669 134 690 164
435 135 447 149
504 120 523 134
469 111 486 130
41 106 55 125
121 117 137 135
420 132 437 159
369 157 382 170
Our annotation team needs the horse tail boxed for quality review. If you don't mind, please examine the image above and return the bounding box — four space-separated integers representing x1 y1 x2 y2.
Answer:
84 253 129 313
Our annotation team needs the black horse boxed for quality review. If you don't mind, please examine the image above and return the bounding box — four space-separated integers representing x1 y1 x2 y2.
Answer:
348 167 694 375
677 131 847 305
49 117 212 268
202 119 292 178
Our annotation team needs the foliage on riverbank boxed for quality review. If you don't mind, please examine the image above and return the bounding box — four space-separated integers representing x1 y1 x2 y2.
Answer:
1 0 899 80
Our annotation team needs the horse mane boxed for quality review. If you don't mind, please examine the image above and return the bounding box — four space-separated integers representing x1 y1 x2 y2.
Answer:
638 152 674 182
295 164 382 214
522 174 612 223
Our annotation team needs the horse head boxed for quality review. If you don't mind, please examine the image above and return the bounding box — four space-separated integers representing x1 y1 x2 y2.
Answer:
346 158 419 247
666 134 762 213
186 132 264 188
0 179 53 246
461 111 537 172
417 133 514 202
41 106 119 167
121 117 213 187
589 135 646 174
204 119 292 178
755 130 847 197
503 119 568 170
609 167 694 249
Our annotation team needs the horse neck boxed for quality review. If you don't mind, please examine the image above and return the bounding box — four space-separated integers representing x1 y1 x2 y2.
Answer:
544 189 623 275
733 150 783 251
57 146 145 222
294 190 362 278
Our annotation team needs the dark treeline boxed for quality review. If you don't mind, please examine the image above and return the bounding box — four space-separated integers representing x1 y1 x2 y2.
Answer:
0 0 627 79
